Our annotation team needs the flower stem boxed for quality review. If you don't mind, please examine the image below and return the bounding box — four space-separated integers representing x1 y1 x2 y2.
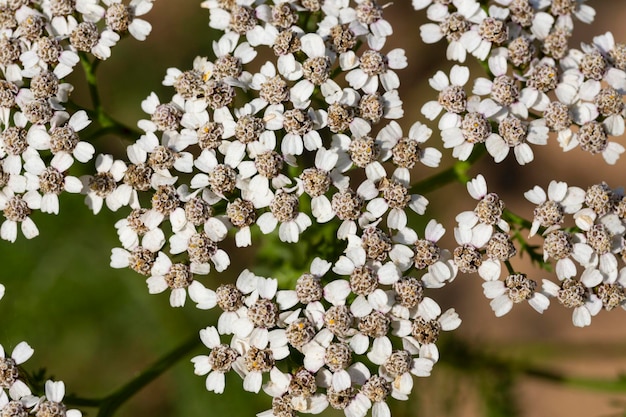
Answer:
94 333 202 417
79 53 142 141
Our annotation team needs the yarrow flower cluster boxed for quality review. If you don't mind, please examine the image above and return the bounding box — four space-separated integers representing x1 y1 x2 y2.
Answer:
2 0 626 416
419 0 626 165
0 339 80 417
0 0 154 242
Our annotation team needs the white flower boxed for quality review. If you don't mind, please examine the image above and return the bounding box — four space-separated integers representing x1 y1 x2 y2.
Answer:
344 48 406 94
20 39 79 79
22 152 82 214
483 274 550 317
376 121 442 182
0 189 39 242
472 54 532 120
533 0 595 31
419 0 486 63
80 154 127 214
455 174 510 233
38 380 81 417
485 116 548 165
366 337 433 400
27 110 94 163
276 257 331 311
146 252 216 308
296 147 343 223
256 190 311 243
421 65 470 120
524 181 585 237
460 6 509 61
389 220 457 287
102 0 154 41
169 226 230 274
440 96 499 161
391 297 461 362
542 278 602 327
191 326 240 394
0 342 34 399
289 34 336 108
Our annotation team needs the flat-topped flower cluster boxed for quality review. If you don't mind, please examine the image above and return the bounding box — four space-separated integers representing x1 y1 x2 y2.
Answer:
1 0 626 416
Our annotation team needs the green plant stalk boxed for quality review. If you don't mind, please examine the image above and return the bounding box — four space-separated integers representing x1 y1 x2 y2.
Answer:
63 334 201 414
79 53 142 141
95 334 202 417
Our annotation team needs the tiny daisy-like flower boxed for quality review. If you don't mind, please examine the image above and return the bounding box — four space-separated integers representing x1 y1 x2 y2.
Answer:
169 228 231 275
483 273 550 317
113 208 165 252
392 297 461 362
256 190 311 243
36 380 82 417
524 180 585 237
455 174 509 233
377 121 442 182
366 336 433 400
23 151 83 214
289 33 336 108
343 47 407 95
146 252 216 308
0 389 38 417
419 0 485 63
275 107 327 155
542 229 593 280
389 219 457 287
421 65 470 121
276 257 331 311
472 54 530 120
0 189 39 242
452 224 492 274
297 147 343 223
69 20 120 60
573 209 622 282
20 37 80 80
485 115 548 165
137 92 184 134
534 0 595 31
592 31 626 72
27 110 95 164
327 244 391 318
102 0 154 41
1 112 39 175
80 153 126 214
0 341 34 399
542 277 602 327
191 326 240 394
460 5 509 61
344 374 392 417
110 245 158 277
440 97 499 161
360 176 428 230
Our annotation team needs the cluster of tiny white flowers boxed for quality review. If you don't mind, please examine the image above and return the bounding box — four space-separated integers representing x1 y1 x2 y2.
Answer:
1 0 626 416
0 0 154 242
452 175 626 327
419 0 626 165
0 339 80 417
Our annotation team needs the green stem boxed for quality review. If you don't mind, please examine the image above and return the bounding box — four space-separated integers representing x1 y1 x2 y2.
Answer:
410 144 486 195
79 53 142 141
95 334 202 417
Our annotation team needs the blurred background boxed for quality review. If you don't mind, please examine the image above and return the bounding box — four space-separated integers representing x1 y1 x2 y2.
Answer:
1 1 626 417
